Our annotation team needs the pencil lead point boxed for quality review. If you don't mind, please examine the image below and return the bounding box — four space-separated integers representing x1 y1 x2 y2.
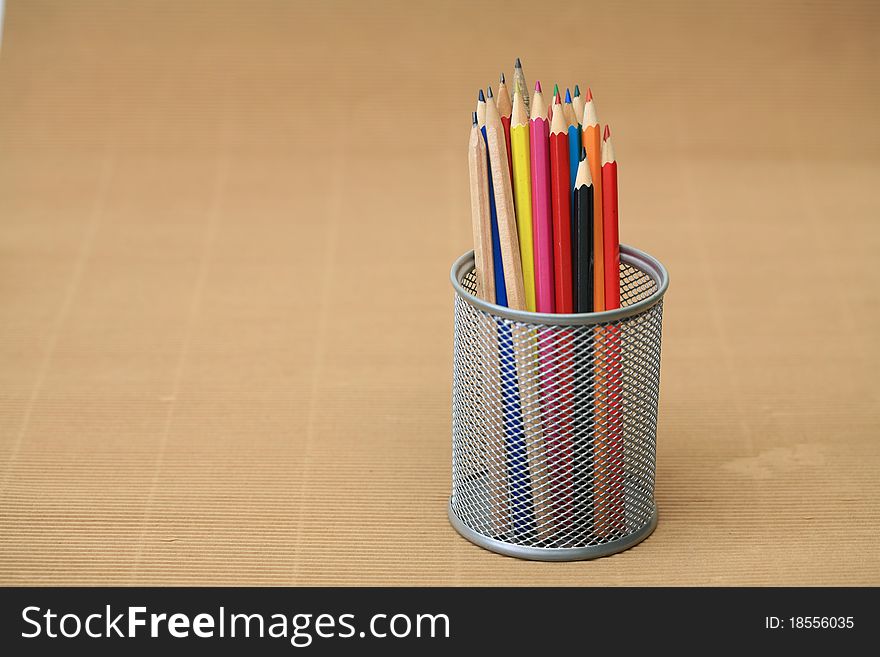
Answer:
534 80 542 93
472 111 478 126
478 89 485 102
553 83 559 97
586 87 593 101
574 84 580 97
486 86 493 99
555 90 562 104
515 57 522 69
604 124 611 140
500 72 505 84
565 88 572 103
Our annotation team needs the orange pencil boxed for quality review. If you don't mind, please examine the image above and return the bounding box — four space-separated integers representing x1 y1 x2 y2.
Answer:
582 88 605 311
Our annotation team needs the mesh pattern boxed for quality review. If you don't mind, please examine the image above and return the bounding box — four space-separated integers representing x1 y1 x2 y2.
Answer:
451 261 664 549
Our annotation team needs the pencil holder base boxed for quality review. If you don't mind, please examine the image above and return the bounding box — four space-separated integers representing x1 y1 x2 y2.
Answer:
448 501 658 562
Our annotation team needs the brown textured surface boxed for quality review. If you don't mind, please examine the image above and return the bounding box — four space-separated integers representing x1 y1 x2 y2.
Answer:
1 0 879 585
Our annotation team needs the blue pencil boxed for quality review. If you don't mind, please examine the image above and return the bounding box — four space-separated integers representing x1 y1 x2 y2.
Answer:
565 89 582 297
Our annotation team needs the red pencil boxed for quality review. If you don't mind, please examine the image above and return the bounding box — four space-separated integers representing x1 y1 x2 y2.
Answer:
548 91 574 530
496 73 514 184
549 93 573 313
596 124 624 538
601 125 620 308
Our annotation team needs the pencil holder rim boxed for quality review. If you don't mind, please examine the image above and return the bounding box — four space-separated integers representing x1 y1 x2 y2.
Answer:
450 243 668 326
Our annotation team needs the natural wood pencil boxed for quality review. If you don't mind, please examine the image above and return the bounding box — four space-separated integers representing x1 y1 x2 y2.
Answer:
468 113 495 303
484 93 526 311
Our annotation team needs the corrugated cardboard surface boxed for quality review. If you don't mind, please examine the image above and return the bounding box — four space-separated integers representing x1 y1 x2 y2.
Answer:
1 0 878 585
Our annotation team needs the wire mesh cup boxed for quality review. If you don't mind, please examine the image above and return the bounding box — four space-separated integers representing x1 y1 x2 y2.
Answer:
449 244 669 561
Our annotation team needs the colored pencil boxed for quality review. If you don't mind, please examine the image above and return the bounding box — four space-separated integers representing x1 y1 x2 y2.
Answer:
477 89 508 307
548 83 560 122
562 89 578 128
573 151 594 313
529 83 554 314
467 113 495 304
510 90 536 313
513 57 530 116
527 82 556 539
596 124 624 538
571 85 585 127
549 91 573 313
564 89 581 193
510 88 551 537
601 125 620 308
572 151 595 534
582 88 605 311
564 89 582 284
496 74 514 185
549 89 574 530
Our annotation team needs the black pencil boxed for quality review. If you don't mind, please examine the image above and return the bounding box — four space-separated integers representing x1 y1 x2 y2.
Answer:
572 150 595 537
573 149 594 313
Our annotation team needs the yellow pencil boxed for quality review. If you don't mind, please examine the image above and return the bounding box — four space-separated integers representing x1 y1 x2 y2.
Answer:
509 89 536 313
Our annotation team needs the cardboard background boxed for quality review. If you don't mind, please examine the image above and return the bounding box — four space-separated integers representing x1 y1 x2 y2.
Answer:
1 0 878 584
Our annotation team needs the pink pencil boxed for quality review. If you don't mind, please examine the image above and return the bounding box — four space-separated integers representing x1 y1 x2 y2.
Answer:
528 82 559 540
529 82 554 313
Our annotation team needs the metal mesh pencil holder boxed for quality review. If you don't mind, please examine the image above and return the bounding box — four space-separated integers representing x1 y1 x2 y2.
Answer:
449 244 669 561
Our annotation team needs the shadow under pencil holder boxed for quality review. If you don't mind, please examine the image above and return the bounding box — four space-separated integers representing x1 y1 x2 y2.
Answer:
449 244 669 561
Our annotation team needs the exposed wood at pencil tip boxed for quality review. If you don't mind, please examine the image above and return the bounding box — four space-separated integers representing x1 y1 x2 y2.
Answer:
529 88 548 121
511 89 529 128
583 90 599 127
496 78 512 119
476 91 486 128
602 127 616 165
575 154 593 187
549 99 567 135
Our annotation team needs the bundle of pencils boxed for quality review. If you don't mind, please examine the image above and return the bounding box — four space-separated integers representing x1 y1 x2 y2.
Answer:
466 58 623 542
467 59 620 315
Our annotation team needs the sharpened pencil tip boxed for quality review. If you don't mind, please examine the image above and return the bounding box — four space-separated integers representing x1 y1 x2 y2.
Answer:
472 111 478 126
604 124 611 140
515 57 522 68
553 83 559 97
535 80 542 93
565 88 572 103
478 89 485 102
500 72 505 84
586 87 593 101
574 85 580 97
555 90 562 104
486 86 493 99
